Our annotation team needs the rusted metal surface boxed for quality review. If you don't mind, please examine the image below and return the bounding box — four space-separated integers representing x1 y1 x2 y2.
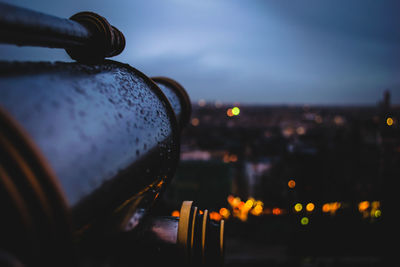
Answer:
0 60 181 234
0 3 125 62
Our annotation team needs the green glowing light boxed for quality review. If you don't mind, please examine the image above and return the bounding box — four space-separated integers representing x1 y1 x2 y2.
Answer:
374 210 382 218
300 217 309 225
232 107 240 116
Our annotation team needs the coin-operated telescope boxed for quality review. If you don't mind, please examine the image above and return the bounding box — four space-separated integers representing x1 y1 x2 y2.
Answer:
0 3 224 266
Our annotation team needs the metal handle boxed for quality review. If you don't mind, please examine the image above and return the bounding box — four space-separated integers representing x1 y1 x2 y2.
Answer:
0 3 125 62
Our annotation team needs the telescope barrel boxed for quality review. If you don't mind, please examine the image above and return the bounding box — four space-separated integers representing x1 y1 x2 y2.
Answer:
0 2 125 62
0 4 227 267
152 77 192 130
0 60 190 264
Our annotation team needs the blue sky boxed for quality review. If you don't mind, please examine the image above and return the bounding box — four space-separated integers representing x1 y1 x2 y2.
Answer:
1 0 399 105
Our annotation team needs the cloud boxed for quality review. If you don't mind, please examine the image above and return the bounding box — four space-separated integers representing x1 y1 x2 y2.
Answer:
0 0 399 104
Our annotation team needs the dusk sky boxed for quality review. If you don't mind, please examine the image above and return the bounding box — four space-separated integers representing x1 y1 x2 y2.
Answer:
1 0 399 105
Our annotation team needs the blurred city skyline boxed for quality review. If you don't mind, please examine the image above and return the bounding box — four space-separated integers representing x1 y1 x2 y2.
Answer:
1 0 399 105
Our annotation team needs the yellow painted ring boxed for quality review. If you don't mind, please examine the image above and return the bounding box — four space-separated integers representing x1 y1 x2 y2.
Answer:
177 201 193 258
201 209 209 264
190 206 198 259
220 219 225 266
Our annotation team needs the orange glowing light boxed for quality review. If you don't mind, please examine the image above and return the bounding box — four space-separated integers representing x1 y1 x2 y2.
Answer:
331 202 341 213
282 127 294 137
219 208 230 219
227 195 234 204
306 203 315 212
238 212 248 222
191 118 200 126
288 179 296 189
229 154 238 162
322 202 341 215
272 208 282 215
255 200 264 207
227 108 234 117
334 115 344 125
210 211 222 221
296 126 306 135
171 210 180 217
322 203 330 213
223 154 230 163
199 210 204 215
358 201 370 212
251 205 263 216
387 117 394 126
232 197 241 207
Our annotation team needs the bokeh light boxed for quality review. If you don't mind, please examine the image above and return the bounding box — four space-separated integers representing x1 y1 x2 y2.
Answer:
171 210 180 217
191 117 199 126
358 201 370 212
272 207 282 215
301 217 309 225
198 99 206 107
306 203 315 212
386 117 394 126
210 211 222 221
232 107 240 116
219 208 230 219
251 205 263 216
374 210 382 218
294 203 303 212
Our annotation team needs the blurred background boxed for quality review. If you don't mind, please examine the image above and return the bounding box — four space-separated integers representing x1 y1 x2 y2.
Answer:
1 0 399 266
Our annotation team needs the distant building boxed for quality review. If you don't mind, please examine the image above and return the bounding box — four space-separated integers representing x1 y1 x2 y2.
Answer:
378 89 391 115
383 90 391 110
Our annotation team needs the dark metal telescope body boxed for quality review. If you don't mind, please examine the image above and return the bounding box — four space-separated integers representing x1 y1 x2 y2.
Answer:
152 77 192 130
0 3 225 267
0 59 189 224
0 60 189 265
